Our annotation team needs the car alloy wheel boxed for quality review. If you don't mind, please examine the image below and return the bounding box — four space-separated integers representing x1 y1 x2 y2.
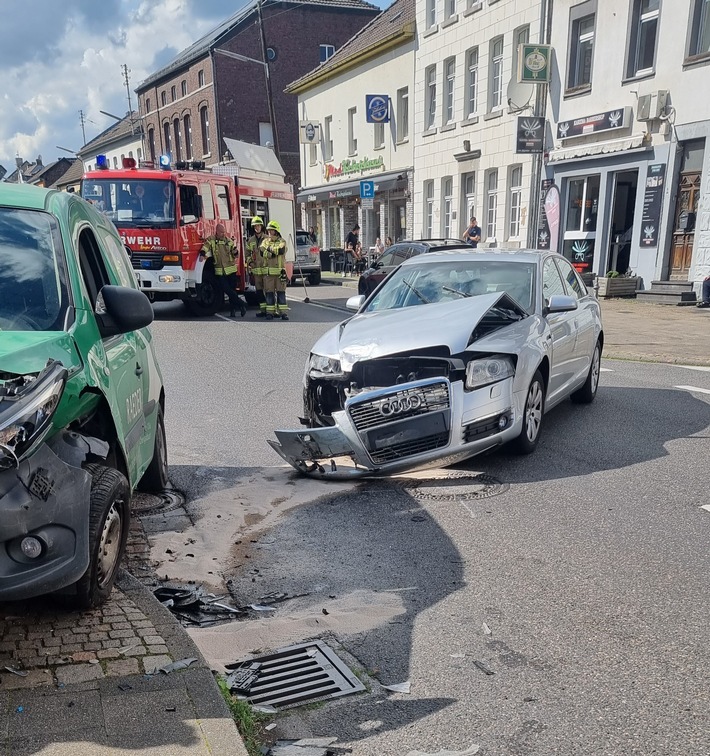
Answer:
525 378 543 443
590 345 601 394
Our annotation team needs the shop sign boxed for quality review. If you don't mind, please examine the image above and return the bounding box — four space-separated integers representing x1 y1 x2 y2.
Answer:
516 116 545 154
557 107 631 140
518 44 552 83
324 155 385 182
366 95 390 123
299 121 321 144
544 184 561 254
641 163 666 248
537 179 554 250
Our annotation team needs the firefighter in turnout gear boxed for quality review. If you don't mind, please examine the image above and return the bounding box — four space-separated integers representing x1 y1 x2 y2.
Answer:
261 220 289 321
245 216 267 317
200 223 246 317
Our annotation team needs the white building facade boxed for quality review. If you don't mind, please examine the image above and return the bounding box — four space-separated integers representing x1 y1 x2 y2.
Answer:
547 0 710 294
286 0 415 251
413 0 546 247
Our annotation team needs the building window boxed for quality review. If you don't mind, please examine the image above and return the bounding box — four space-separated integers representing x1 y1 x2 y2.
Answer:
486 169 498 241
465 47 479 117
113 157 118 169
183 115 192 160
173 118 182 161
137 148 142 161
568 12 595 89
161 91 167 106
396 87 409 141
181 80 187 97
200 106 210 155
324 115 333 161
426 0 436 29
259 122 274 147
442 177 454 237
627 0 660 76
489 37 504 110
425 65 437 129
563 174 600 271
198 69 205 87
319 44 335 62
513 25 530 77
148 128 156 161
309 143 317 166
443 57 456 125
374 121 385 149
348 107 357 155
461 171 476 223
145 97 151 114
171 85 176 102
445 0 456 20
688 0 710 59
424 180 435 237
508 165 523 239
163 122 171 155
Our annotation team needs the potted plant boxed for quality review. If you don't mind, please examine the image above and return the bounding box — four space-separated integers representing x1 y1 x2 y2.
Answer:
596 270 640 298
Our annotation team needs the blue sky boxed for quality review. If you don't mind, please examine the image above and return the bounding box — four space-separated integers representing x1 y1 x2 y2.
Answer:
0 0 389 173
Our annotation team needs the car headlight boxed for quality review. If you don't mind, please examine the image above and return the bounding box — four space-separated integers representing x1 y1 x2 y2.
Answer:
465 355 515 390
0 362 67 470
308 354 344 378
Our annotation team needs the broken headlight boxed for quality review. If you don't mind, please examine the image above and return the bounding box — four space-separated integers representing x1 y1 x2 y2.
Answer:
465 355 515 390
0 362 67 470
308 354 344 378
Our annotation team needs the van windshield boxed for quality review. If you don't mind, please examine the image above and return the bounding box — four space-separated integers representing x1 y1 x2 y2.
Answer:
81 179 176 228
0 208 70 332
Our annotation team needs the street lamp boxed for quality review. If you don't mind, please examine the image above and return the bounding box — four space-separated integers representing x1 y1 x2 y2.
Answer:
213 40 280 162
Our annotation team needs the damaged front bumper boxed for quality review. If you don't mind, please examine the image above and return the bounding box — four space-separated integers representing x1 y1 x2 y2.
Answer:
269 376 522 479
0 432 103 601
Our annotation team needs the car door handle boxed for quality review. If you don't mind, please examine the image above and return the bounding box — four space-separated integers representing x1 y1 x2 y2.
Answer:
135 362 143 377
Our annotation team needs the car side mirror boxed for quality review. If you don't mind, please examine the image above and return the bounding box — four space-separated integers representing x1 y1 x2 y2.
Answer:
545 294 578 315
346 294 365 312
124 244 133 259
96 285 154 337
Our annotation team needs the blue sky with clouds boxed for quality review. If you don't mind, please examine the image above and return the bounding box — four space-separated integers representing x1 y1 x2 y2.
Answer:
0 0 388 173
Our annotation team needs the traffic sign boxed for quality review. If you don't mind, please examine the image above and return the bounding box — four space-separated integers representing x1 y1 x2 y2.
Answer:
361 198 374 210
360 180 375 199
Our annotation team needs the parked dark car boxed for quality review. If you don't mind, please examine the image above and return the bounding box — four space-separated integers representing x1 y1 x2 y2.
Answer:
358 239 471 296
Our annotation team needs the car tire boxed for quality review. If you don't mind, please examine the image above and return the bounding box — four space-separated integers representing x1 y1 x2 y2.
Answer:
139 406 169 492
188 266 220 316
513 369 545 455
71 464 130 609
571 339 601 404
309 270 322 286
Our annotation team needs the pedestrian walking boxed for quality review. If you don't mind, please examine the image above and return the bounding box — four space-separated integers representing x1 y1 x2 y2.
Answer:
246 216 268 318
261 220 290 321
200 223 246 317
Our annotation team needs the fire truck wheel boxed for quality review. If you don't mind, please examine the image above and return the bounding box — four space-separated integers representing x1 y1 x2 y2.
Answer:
188 270 220 316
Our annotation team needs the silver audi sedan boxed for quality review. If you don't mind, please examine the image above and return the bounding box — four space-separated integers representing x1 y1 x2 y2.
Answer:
269 250 603 479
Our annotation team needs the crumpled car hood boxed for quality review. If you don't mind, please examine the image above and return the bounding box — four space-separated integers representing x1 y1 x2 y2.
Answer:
314 292 511 370
0 332 79 378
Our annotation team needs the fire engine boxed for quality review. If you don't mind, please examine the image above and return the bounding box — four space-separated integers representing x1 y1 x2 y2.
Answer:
80 139 296 315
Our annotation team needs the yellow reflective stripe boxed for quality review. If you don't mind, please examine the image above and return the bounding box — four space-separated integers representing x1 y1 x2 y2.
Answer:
215 264 238 276
266 267 283 275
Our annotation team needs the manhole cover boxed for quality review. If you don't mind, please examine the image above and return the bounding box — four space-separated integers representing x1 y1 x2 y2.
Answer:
131 489 185 517
224 641 365 710
400 472 508 502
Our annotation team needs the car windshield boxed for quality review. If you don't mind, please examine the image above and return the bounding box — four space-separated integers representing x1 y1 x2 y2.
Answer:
0 208 70 332
365 259 536 313
81 179 175 228
296 232 312 246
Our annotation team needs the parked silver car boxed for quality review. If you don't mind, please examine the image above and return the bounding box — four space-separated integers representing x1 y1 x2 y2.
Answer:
293 229 321 285
269 250 603 479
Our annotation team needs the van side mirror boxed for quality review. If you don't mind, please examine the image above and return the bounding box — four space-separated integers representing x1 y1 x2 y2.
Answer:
96 285 154 337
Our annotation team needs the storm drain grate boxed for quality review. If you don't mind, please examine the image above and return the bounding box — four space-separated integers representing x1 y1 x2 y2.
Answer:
131 489 185 517
224 641 365 710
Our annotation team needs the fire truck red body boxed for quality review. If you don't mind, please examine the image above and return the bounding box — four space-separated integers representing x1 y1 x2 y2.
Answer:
80 142 295 315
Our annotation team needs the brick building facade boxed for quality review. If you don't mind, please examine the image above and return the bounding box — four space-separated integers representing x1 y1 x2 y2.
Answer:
136 0 380 187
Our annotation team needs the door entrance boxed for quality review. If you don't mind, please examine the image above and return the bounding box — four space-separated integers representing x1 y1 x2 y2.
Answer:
607 170 638 274
669 139 705 280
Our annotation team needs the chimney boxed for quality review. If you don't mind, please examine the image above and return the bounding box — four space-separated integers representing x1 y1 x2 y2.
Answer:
36 154 43 166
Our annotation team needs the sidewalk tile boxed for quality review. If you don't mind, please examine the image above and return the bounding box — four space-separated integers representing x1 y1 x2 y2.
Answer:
56 663 104 686
8 690 103 740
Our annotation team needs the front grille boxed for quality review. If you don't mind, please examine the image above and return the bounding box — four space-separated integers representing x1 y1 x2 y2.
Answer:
348 381 450 432
131 252 165 271
369 431 450 464
463 413 508 443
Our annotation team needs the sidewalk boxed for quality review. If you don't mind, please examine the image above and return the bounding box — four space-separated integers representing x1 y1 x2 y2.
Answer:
0 572 247 755
320 274 710 366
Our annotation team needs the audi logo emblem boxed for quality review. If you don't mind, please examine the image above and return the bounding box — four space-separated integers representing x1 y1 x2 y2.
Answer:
379 394 424 417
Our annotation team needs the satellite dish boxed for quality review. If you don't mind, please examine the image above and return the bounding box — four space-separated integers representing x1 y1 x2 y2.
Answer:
506 78 534 111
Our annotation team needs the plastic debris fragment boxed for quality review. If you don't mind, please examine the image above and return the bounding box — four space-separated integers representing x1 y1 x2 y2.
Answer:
382 681 411 693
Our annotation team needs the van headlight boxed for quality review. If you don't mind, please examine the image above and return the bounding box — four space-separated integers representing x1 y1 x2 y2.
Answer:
465 355 515 390
0 362 67 470
308 354 344 378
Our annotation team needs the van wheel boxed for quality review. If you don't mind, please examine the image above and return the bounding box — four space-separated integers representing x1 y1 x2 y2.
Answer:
309 271 322 286
188 269 220 315
71 464 130 609
139 406 168 492
513 370 545 455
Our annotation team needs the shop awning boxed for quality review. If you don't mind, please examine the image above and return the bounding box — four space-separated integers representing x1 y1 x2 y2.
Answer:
547 134 650 163
297 170 409 203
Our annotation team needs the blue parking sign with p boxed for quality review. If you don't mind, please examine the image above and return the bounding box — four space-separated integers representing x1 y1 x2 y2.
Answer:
360 180 375 199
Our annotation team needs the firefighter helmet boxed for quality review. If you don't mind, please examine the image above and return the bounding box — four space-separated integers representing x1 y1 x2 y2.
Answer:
266 220 281 233
251 216 264 226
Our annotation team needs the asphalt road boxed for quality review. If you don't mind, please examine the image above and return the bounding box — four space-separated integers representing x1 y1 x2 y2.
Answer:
150 295 710 756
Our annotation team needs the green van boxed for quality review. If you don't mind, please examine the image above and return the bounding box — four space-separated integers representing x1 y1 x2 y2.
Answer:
0 184 167 607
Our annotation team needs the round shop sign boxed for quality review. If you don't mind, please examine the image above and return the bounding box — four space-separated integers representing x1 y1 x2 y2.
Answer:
525 49 547 73
305 123 316 142
368 96 389 123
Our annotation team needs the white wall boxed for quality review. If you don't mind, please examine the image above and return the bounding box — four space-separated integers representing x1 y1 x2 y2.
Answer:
82 135 144 172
